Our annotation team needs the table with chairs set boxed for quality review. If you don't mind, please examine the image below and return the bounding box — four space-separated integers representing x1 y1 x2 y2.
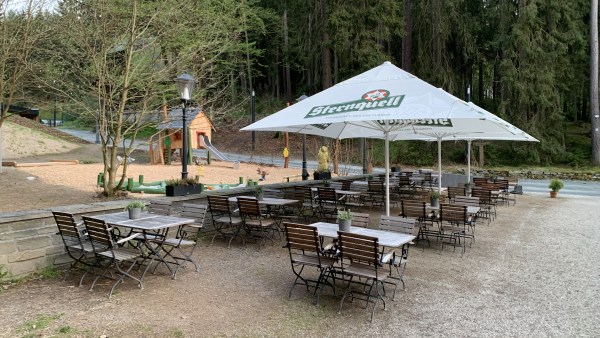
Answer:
283 215 417 322
52 200 207 298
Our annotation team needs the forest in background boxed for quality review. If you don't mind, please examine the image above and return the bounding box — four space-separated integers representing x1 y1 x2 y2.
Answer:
1 0 597 172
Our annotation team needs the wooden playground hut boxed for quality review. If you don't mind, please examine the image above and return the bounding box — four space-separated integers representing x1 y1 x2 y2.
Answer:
150 107 216 165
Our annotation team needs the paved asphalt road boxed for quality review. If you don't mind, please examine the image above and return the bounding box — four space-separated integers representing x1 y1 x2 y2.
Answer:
59 128 600 197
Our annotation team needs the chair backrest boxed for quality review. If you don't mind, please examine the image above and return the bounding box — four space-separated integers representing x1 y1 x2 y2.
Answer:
453 196 480 207
337 232 380 272
284 222 323 262
340 180 353 191
237 197 262 217
81 216 113 252
379 215 416 235
423 172 433 182
480 182 500 191
368 180 384 193
207 195 232 214
52 211 84 246
398 176 411 187
471 187 492 204
447 186 466 200
295 186 315 203
351 212 370 228
147 200 172 215
400 199 427 219
180 203 208 228
317 187 338 205
494 178 509 191
401 171 414 177
439 203 468 224
473 177 488 187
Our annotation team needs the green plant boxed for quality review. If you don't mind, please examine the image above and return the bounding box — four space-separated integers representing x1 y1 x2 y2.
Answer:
126 200 146 210
428 190 441 199
548 178 564 192
255 186 264 194
165 177 199 186
337 209 353 220
39 266 60 279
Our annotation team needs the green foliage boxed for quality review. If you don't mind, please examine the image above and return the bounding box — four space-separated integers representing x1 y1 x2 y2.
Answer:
126 200 146 210
18 314 62 335
39 266 60 279
549 179 564 192
428 190 441 199
337 209 352 221
165 178 199 186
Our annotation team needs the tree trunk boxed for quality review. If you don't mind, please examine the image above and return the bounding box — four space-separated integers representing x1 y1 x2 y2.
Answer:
591 0 600 164
401 0 413 72
283 10 292 104
320 0 332 90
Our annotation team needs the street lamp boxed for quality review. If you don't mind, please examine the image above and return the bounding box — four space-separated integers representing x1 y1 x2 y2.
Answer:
296 94 309 180
175 73 196 180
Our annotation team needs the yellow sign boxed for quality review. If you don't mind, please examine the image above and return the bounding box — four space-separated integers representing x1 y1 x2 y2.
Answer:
197 165 204 177
283 147 289 158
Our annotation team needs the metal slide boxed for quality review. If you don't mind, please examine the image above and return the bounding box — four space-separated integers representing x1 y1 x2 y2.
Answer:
202 135 230 161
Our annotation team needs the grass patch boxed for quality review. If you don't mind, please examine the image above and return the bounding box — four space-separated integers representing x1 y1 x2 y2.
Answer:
39 266 61 279
18 314 62 336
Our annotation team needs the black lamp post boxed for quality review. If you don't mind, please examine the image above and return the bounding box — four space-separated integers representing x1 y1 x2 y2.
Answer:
296 94 309 180
175 73 196 180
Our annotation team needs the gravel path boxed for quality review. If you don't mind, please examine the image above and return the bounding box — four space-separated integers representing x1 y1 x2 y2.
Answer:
1 194 598 337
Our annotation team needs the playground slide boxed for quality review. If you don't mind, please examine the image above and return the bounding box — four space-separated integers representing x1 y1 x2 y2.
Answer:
202 135 230 161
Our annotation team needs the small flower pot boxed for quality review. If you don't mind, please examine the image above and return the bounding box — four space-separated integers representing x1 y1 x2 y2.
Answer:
256 193 264 201
430 197 439 208
128 207 142 219
338 219 351 232
550 191 558 198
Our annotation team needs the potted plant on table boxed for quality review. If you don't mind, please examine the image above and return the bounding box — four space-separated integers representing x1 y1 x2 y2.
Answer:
337 209 353 232
548 178 564 198
165 177 203 197
126 200 146 219
313 145 332 180
429 190 441 208
255 186 264 201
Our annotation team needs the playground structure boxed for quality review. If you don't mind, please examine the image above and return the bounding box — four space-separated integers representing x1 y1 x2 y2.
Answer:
149 106 230 165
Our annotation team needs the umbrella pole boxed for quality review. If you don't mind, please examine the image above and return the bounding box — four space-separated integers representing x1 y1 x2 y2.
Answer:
385 131 390 216
467 140 472 184
438 137 442 193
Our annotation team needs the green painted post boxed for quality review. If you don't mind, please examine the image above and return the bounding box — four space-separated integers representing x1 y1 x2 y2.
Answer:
127 177 134 191
139 175 144 185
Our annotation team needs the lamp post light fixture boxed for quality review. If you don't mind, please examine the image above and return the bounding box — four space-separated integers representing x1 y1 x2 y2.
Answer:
175 73 196 180
296 94 309 180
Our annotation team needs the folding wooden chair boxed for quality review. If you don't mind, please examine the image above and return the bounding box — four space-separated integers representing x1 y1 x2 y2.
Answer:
81 216 144 298
336 231 392 322
207 195 243 247
52 211 96 285
378 215 417 300
237 197 275 249
283 223 337 305
156 203 207 279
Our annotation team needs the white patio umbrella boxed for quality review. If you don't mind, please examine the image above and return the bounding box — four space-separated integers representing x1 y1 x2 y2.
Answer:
241 61 536 215
389 98 538 191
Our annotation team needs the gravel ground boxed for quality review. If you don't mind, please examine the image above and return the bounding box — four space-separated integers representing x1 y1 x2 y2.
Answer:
1 194 599 337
